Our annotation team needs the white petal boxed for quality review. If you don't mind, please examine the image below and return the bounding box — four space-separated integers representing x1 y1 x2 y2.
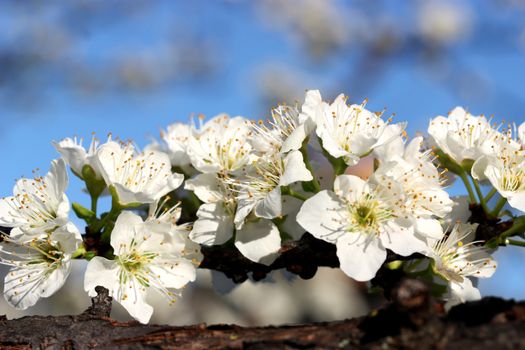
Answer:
444 196 471 225
254 187 282 219
318 131 349 160
415 218 445 239
235 219 281 265
300 89 322 124
185 173 223 203
110 211 144 254
0 197 27 227
333 175 368 202
234 200 257 229
280 196 306 240
296 190 346 243
117 278 153 324
280 151 313 186
83 257 120 297
190 202 234 245
4 266 46 309
281 122 310 153
380 226 429 256
39 263 71 298
148 258 196 289
48 158 69 196
447 278 481 309
506 192 525 213
471 155 489 181
51 222 83 254
52 139 87 176
336 233 386 281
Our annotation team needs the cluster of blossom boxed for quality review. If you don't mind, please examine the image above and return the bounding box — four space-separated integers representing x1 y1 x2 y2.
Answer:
2 90 524 324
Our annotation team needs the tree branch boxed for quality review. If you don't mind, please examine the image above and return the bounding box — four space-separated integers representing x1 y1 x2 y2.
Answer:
1 283 525 349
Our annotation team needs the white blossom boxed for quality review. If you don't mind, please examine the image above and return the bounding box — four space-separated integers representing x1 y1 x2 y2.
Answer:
52 136 105 179
84 211 201 324
186 114 255 174
160 122 192 167
372 137 453 238
252 91 317 154
425 223 497 309
232 151 313 226
313 92 404 166
428 107 505 165
472 145 525 212
297 174 428 281
0 159 70 239
0 223 82 309
186 173 237 246
95 141 184 205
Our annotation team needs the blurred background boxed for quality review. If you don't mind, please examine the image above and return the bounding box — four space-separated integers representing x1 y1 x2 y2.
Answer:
1 0 524 325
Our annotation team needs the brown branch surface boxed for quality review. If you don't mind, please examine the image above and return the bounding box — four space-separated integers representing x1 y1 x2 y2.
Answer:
1 282 525 349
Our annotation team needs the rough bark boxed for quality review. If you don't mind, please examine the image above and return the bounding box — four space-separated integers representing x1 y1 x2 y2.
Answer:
1 280 525 349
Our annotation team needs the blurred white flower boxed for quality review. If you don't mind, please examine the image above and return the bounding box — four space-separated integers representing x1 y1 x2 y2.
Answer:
418 2 472 45
0 159 70 239
0 223 82 309
425 223 496 309
297 174 428 281
84 211 200 324
95 141 183 205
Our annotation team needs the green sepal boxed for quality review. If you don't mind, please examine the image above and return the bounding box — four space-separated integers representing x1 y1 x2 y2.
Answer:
386 260 404 270
108 186 142 209
461 159 475 173
433 148 463 175
84 251 96 261
72 202 96 224
485 237 500 249
317 136 348 177
82 165 106 198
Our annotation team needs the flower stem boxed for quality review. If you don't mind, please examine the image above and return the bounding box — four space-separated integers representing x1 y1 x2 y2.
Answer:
484 188 497 203
90 193 99 215
282 186 309 201
506 238 525 248
500 215 525 241
490 197 507 218
71 246 87 259
472 179 490 213
458 171 477 204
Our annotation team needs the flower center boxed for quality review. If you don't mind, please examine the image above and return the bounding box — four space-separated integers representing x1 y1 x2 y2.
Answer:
346 195 393 235
354 205 376 227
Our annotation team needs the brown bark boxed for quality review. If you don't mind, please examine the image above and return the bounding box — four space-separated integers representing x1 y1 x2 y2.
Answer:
1 281 525 349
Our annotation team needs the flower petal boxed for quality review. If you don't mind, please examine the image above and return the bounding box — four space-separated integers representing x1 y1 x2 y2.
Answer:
83 257 120 298
280 151 313 186
190 202 234 245
235 219 281 265
296 190 346 243
336 233 386 281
